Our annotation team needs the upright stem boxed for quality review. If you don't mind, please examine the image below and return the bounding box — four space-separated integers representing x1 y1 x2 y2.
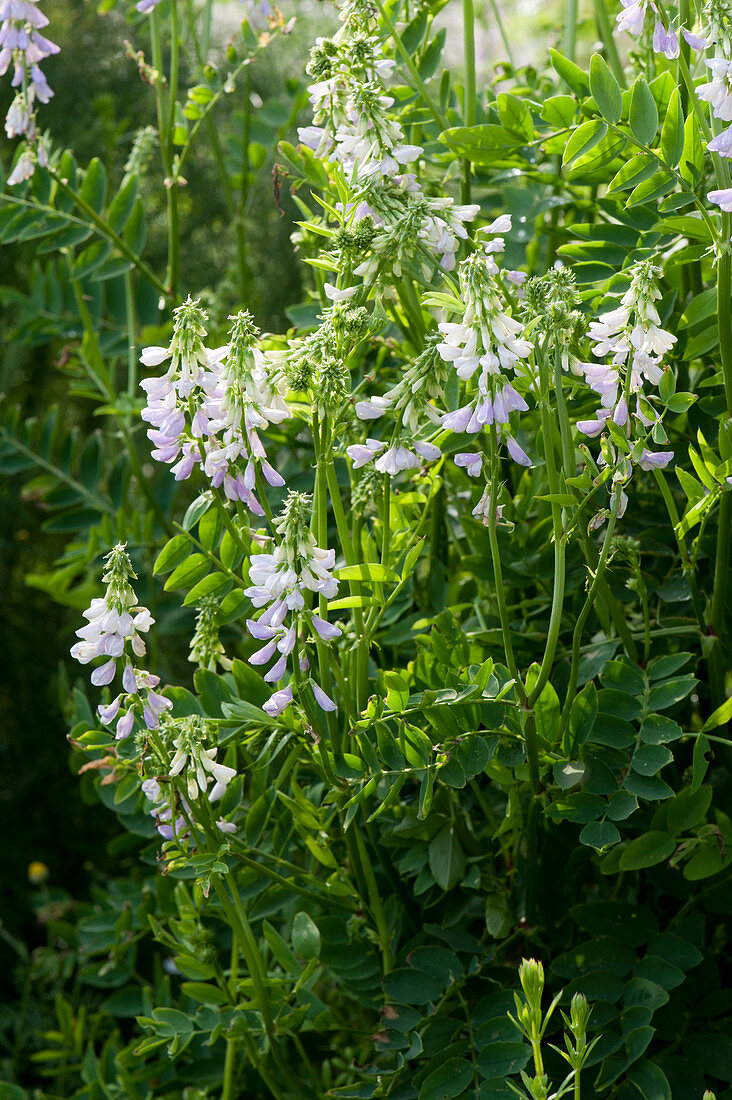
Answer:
212 878 277 1047
238 67 253 302
591 0 626 86
151 5 180 298
462 0 476 205
557 510 618 748
487 430 527 701
564 0 578 65
221 938 238 1100
528 357 567 707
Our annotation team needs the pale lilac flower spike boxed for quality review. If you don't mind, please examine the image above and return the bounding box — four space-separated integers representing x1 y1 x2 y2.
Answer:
245 492 341 717
1 0 59 181
70 544 172 739
436 223 533 467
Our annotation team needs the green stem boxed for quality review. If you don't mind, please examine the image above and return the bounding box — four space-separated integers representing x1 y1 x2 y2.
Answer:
486 0 515 67
527 369 567 707
221 938 238 1100
238 67 252 302
151 5 180 297
592 0 626 86
462 0 476 205
564 0 578 65
326 459 367 714
557 510 618 749
212 878 277 1047
487 430 526 699
352 824 392 974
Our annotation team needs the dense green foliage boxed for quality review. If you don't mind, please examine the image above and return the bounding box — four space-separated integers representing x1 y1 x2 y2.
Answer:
1 0 732 1098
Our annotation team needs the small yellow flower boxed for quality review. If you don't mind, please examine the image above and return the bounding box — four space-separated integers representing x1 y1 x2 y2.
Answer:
27 861 49 886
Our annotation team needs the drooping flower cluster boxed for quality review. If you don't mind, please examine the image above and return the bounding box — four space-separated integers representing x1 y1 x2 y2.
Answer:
140 714 238 839
140 301 290 512
297 0 478 280
245 491 341 717
435 219 534 471
578 260 676 517
70 544 172 738
581 259 675 453
614 0 680 59
0 0 59 183
347 338 445 474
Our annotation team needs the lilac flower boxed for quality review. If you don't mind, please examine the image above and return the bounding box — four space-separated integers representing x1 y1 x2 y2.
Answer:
167 716 237 802
582 259 676 452
298 10 478 282
245 491 341 716
698 58 732 122
202 311 291 507
616 0 651 36
70 544 172 739
455 452 484 478
141 779 188 841
707 126 732 157
435 237 534 465
653 21 679 58
0 0 58 179
682 29 709 50
638 449 674 470
708 187 732 211
141 305 290 512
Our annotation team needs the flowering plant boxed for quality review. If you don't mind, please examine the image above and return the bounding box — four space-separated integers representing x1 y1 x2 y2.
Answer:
2 0 732 1097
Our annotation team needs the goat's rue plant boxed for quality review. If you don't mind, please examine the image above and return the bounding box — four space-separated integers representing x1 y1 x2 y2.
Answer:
2 0 732 1096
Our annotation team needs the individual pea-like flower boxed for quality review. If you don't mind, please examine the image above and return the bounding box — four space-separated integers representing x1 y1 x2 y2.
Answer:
70 544 172 738
652 21 680 57
435 222 534 466
244 491 341 716
708 186 732 210
616 0 652 36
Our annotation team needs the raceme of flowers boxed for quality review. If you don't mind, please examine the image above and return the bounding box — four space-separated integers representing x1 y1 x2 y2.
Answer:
141 716 237 840
347 339 446 474
140 300 290 512
581 258 675 460
614 0 680 59
435 218 534 471
245 491 341 718
298 3 479 281
0 0 58 183
70 543 172 739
